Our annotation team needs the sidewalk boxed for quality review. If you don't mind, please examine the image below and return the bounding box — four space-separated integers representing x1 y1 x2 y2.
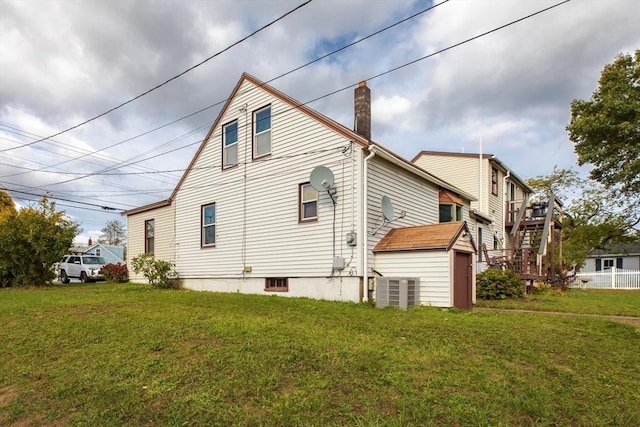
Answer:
473 307 640 327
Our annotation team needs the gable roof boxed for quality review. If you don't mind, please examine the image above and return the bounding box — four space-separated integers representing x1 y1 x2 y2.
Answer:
589 243 640 257
124 73 475 215
373 221 474 252
411 150 533 193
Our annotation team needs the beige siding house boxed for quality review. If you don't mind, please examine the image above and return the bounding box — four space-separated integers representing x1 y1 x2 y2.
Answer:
412 151 531 270
124 74 476 306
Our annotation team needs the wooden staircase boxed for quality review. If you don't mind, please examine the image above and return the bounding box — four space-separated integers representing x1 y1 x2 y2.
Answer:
485 194 563 283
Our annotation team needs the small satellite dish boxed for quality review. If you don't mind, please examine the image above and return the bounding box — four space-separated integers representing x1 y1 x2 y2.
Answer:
381 196 394 222
310 166 335 192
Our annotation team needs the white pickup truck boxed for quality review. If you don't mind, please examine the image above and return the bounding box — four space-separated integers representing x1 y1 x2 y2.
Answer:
59 255 107 283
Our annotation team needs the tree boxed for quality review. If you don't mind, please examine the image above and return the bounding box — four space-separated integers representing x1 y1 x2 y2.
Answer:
0 196 79 286
98 220 126 246
527 167 639 269
0 190 16 215
567 50 640 196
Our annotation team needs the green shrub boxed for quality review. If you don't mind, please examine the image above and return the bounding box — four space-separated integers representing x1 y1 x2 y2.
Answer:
477 268 524 300
130 254 178 289
100 263 129 283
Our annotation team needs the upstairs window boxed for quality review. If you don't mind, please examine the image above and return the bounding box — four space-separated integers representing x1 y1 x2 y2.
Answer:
95 248 101 256
439 204 462 223
253 106 271 158
299 183 318 222
491 167 498 196
223 121 238 168
202 203 216 247
145 219 155 255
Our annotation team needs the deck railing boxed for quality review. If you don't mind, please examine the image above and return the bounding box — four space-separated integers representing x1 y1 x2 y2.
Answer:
572 268 640 289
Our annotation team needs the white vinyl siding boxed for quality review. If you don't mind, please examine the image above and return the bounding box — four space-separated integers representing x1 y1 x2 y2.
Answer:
126 204 175 283
374 251 451 307
174 79 359 281
367 156 440 273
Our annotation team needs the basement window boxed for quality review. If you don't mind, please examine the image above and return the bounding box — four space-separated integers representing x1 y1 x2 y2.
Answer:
265 277 288 292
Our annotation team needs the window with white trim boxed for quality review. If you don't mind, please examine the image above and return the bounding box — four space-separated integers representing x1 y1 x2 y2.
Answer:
145 219 154 255
439 204 462 222
223 121 238 168
491 167 498 196
299 183 318 222
202 203 216 247
253 106 271 158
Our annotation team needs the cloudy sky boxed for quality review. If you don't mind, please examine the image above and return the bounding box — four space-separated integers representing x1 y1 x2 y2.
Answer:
1 0 638 244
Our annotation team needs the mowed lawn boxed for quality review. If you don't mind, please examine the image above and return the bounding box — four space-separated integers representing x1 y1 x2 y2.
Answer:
1 284 639 426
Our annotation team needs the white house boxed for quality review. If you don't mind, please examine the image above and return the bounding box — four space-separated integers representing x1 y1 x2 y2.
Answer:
125 74 477 308
582 243 640 272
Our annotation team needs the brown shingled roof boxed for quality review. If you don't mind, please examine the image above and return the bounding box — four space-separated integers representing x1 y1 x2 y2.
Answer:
373 222 467 252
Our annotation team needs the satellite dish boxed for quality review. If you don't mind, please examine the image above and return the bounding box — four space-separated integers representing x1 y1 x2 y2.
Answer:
310 166 335 192
381 196 394 222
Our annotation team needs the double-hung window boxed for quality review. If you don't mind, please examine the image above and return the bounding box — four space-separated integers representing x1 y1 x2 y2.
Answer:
253 106 271 158
491 167 498 196
145 219 155 254
299 183 318 222
202 203 216 247
223 121 238 168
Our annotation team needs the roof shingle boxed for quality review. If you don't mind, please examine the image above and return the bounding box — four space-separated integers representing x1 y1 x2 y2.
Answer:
373 222 466 252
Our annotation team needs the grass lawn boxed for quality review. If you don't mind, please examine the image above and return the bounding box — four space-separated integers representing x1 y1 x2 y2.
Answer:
475 288 640 317
1 284 639 426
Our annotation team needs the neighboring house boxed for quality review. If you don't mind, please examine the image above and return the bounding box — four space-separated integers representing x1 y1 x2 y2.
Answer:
582 243 640 272
411 151 563 283
124 74 477 308
84 243 125 265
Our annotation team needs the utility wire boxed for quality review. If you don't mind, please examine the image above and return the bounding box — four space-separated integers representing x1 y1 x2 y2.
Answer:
2 188 126 211
0 0 449 165
0 0 313 153
5 0 570 192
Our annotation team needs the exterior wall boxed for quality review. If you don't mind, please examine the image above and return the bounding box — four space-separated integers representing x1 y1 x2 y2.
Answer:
172 78 360 299
414 153 530 251
126 204 175 282
582 255 640 272
373 251 451 307
413 155 480 212
367 156 440 273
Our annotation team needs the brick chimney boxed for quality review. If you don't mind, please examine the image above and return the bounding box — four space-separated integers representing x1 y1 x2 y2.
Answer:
88 237 92 246
354 81 371 141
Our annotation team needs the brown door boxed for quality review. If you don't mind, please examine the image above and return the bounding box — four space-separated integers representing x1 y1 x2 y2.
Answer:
453 251 472 309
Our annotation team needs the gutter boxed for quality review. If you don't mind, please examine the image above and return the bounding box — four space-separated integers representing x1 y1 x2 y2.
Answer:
361 146 377 302
502 170 511 250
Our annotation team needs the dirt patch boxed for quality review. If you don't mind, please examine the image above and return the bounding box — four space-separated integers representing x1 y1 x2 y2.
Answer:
0 385 18 407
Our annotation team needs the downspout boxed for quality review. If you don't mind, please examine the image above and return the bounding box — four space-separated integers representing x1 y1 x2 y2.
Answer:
502 170 510 250
362 146 377 302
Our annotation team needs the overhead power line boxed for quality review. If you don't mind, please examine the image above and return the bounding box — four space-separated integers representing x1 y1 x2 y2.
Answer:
4 0 571 193
0 0 313 153
0 0 450 172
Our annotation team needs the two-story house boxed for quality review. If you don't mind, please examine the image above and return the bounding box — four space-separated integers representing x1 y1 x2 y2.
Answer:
124 74 478 308
412 151 562 282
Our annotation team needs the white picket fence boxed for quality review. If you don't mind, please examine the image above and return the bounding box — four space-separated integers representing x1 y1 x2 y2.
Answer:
572 268 640 289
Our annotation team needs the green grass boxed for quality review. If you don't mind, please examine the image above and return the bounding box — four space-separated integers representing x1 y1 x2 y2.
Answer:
475 288 640 317
1 283 639 426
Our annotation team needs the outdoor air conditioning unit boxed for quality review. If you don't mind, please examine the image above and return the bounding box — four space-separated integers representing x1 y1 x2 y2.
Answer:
375 277 420 310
